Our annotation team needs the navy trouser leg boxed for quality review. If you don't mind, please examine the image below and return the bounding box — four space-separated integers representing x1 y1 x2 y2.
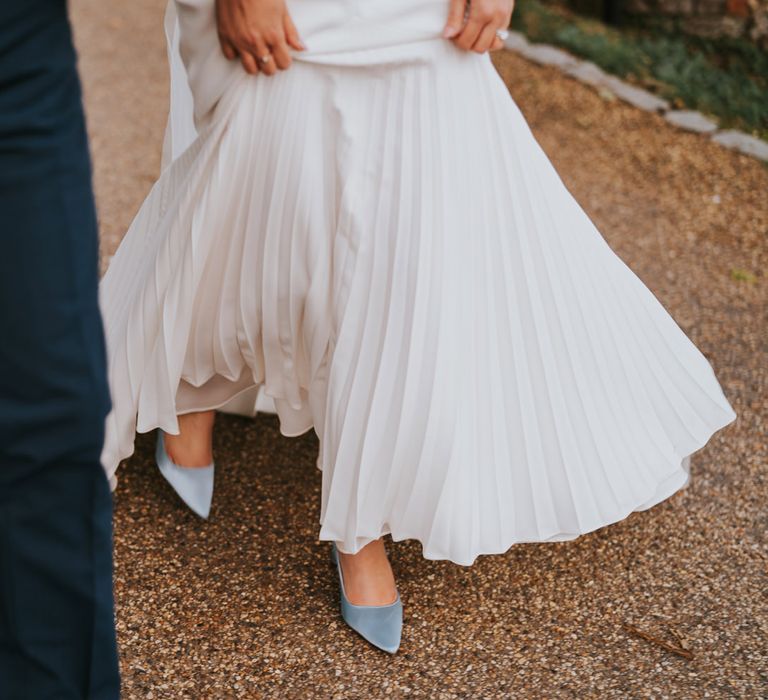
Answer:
0 2 120 697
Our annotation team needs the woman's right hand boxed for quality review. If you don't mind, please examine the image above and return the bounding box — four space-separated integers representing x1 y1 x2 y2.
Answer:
444 0 514 53
214 0 305 76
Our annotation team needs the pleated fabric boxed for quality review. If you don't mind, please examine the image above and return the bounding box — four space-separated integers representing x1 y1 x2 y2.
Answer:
100 14 737 565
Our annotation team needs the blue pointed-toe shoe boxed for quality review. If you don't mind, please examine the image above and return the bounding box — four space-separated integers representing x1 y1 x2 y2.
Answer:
155 431 215 519
331 543 403 654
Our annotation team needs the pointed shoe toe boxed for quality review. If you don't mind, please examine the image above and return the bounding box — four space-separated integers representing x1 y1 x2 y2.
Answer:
341 594 402 654
155 431 215 519
331 543 403 655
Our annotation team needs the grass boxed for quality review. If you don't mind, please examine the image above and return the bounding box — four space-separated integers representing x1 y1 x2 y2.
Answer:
512 0 768 138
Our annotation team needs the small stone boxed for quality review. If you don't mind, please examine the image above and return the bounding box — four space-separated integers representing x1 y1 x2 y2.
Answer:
598 87 618 102
711 130 768 161
520 43 579 69
601 75 670 113
664 110 719 133
563 60 609 87
503 31 529 52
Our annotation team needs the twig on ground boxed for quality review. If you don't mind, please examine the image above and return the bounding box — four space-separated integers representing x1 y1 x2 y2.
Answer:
666 624 693 653
622 622 694 660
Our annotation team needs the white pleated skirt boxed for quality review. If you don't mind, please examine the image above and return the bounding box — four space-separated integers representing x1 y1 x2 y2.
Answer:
100 2 737 566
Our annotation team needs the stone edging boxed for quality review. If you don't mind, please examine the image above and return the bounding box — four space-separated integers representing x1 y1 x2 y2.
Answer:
504 31 768 163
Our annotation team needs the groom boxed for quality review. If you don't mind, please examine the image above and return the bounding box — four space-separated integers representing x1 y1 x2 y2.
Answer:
0 1 120 697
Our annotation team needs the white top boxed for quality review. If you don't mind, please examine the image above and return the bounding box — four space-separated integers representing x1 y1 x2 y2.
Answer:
164 0 453 162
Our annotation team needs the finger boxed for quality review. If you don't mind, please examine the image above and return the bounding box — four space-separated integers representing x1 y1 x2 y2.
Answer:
490 35 505 51
221 39 238 61
240 50 259 75
250 36 277 76
271 39 293 70
215 3 234 55
472 23 498 53
453 17 484 50
284 13 306 51
443 0 466 38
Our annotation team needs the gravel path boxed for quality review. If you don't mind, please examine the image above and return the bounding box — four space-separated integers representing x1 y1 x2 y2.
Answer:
71 1 767 697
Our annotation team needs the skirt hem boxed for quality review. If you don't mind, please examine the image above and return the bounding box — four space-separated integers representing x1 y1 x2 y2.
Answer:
322 406 735 567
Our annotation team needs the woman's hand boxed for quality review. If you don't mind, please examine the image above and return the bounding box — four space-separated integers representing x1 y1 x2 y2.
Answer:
215 0 305 76
443 0 514 53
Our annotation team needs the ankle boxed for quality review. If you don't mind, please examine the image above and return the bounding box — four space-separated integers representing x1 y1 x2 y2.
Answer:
177 410 216 433
164 410 215 467
337 539 397 606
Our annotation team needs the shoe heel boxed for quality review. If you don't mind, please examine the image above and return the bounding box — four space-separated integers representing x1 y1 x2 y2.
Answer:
331 543 403 655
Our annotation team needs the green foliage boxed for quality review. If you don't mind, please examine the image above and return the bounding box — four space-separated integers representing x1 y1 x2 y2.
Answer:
513 0 768 137
729 268 757 283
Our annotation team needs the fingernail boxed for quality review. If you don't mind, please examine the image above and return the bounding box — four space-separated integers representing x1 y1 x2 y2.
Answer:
443 25 459 38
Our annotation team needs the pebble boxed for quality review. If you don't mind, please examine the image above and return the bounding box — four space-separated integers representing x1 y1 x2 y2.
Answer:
600 75 670 113
711 129 768 161
564 60 610 87
503 30 529 52
664 110 719 134
519 43 579 69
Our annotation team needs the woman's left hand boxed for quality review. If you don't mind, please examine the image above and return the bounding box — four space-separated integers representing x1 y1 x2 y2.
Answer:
443 0 515 53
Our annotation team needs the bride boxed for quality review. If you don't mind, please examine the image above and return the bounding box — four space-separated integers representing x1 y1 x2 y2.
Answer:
100 0 737 654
